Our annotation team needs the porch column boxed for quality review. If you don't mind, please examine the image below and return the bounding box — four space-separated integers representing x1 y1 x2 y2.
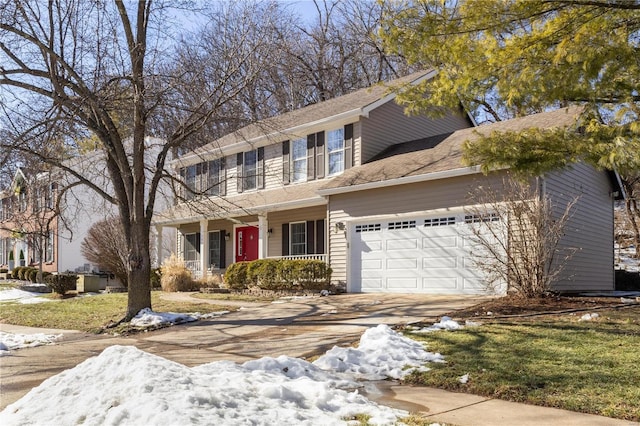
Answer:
258 215 268 259
200 219 208 278
155 225 163 267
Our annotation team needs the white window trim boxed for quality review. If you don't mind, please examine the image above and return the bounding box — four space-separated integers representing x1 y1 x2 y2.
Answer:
290 221 307 255
326 127 345 177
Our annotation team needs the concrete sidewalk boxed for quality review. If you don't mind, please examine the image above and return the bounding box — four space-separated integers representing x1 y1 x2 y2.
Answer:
1 293 637 425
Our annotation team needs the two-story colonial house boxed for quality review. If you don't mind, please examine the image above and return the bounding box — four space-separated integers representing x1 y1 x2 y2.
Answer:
155 71 621 294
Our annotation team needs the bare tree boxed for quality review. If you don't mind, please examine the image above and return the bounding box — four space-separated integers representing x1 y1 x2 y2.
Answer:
81 217 129 288
0 0 285 320
465 176 578 298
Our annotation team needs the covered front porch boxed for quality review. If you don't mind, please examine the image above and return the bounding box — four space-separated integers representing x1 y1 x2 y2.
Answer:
155 205 328 279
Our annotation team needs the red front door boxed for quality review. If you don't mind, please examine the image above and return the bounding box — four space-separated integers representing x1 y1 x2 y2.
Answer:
235 226 259 263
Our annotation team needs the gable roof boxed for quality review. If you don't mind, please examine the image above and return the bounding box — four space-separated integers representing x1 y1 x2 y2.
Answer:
181 70 436 163
318 106 584 195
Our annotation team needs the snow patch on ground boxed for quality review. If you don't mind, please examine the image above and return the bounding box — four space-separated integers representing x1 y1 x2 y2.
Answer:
129 308 229 328
0 288 51 303
0 324 443 425
410 316 465 334
0 332 62 356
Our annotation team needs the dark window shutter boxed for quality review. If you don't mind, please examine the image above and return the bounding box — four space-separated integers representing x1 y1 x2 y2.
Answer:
306 221 315 254
316 131 325 179
219 230 226 268
344 123 353 169
315 219 325 254
282 223 289 256
307 134 316 180
257 147 265 189
282 141 290 185
220 157 227 196
236 153 244 193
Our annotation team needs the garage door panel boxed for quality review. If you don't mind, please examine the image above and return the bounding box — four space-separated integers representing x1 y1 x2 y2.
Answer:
422 236 457 249
386 258 418 269
386 238 418 250
362 278 383 289
422 277 458 289
362 259 383 270
388 278 418 289
422 257 457 268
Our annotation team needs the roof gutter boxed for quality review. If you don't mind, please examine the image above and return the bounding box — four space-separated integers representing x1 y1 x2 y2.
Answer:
317 165 483 196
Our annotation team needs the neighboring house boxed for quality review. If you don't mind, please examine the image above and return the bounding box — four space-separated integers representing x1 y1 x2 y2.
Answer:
155 71 621 294
1 139 175 278
0 168 58 274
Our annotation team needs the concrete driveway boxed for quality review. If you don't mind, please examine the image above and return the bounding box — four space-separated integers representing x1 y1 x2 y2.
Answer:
0 293 487 410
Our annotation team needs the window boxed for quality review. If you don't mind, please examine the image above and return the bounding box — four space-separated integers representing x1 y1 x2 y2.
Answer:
237 148 264 192
424 217 456 227
206 159 222 196
465 213 499 224
0 238 5 265
184 233 200 262
290 222 306 255
184 164 197 200
45 231 54 263
291 138 307 182
208 231 224 269
327 128 344 175
355 223 381 233
388 220 416 230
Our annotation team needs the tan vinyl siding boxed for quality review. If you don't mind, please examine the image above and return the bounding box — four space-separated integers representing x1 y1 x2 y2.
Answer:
267 205 327 257
328 173 504 284
353 121 362 167
264 143 283 189
544 164 614 291
360 101 471 163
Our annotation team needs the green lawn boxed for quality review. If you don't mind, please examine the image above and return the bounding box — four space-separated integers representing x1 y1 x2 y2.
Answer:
0 292 235 333
404 306 640 421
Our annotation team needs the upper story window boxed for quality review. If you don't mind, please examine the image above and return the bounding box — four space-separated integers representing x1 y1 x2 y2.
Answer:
327 128 345 176
237 148 264 193
291 138 307 183
282 123 353 185
179 159 226 201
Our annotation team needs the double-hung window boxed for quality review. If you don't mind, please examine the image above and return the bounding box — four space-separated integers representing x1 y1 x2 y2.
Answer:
327 128 345 176
45 231 54 263
291 138 307 183
184 233 200 262
237 148 264 192
208 231 223 269
206 159 224 196
290 222 307 255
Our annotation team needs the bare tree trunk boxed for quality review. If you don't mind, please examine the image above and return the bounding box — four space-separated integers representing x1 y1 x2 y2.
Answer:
125 220 152 320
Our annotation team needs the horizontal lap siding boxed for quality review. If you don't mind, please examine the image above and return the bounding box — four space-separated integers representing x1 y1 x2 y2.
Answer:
328 173 505 285
545 164 614 291
361 102 471 163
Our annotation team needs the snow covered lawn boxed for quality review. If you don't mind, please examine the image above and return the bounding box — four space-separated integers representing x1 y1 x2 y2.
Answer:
0 324 445 425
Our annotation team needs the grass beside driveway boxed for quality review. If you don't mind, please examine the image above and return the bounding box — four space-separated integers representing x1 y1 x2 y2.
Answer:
403 305 640 421
0 292 235 333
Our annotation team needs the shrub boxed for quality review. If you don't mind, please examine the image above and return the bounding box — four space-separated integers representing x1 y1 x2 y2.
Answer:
224 262 250 290
42 271 52 282
28 268 38 283
12 266 23 280
226 259 332 291
160 253 196 292
197 273 223 289
150 267 162 289
247 259 281 289
45 274 78 295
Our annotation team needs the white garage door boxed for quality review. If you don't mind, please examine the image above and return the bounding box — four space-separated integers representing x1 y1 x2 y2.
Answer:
349 214 500 294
